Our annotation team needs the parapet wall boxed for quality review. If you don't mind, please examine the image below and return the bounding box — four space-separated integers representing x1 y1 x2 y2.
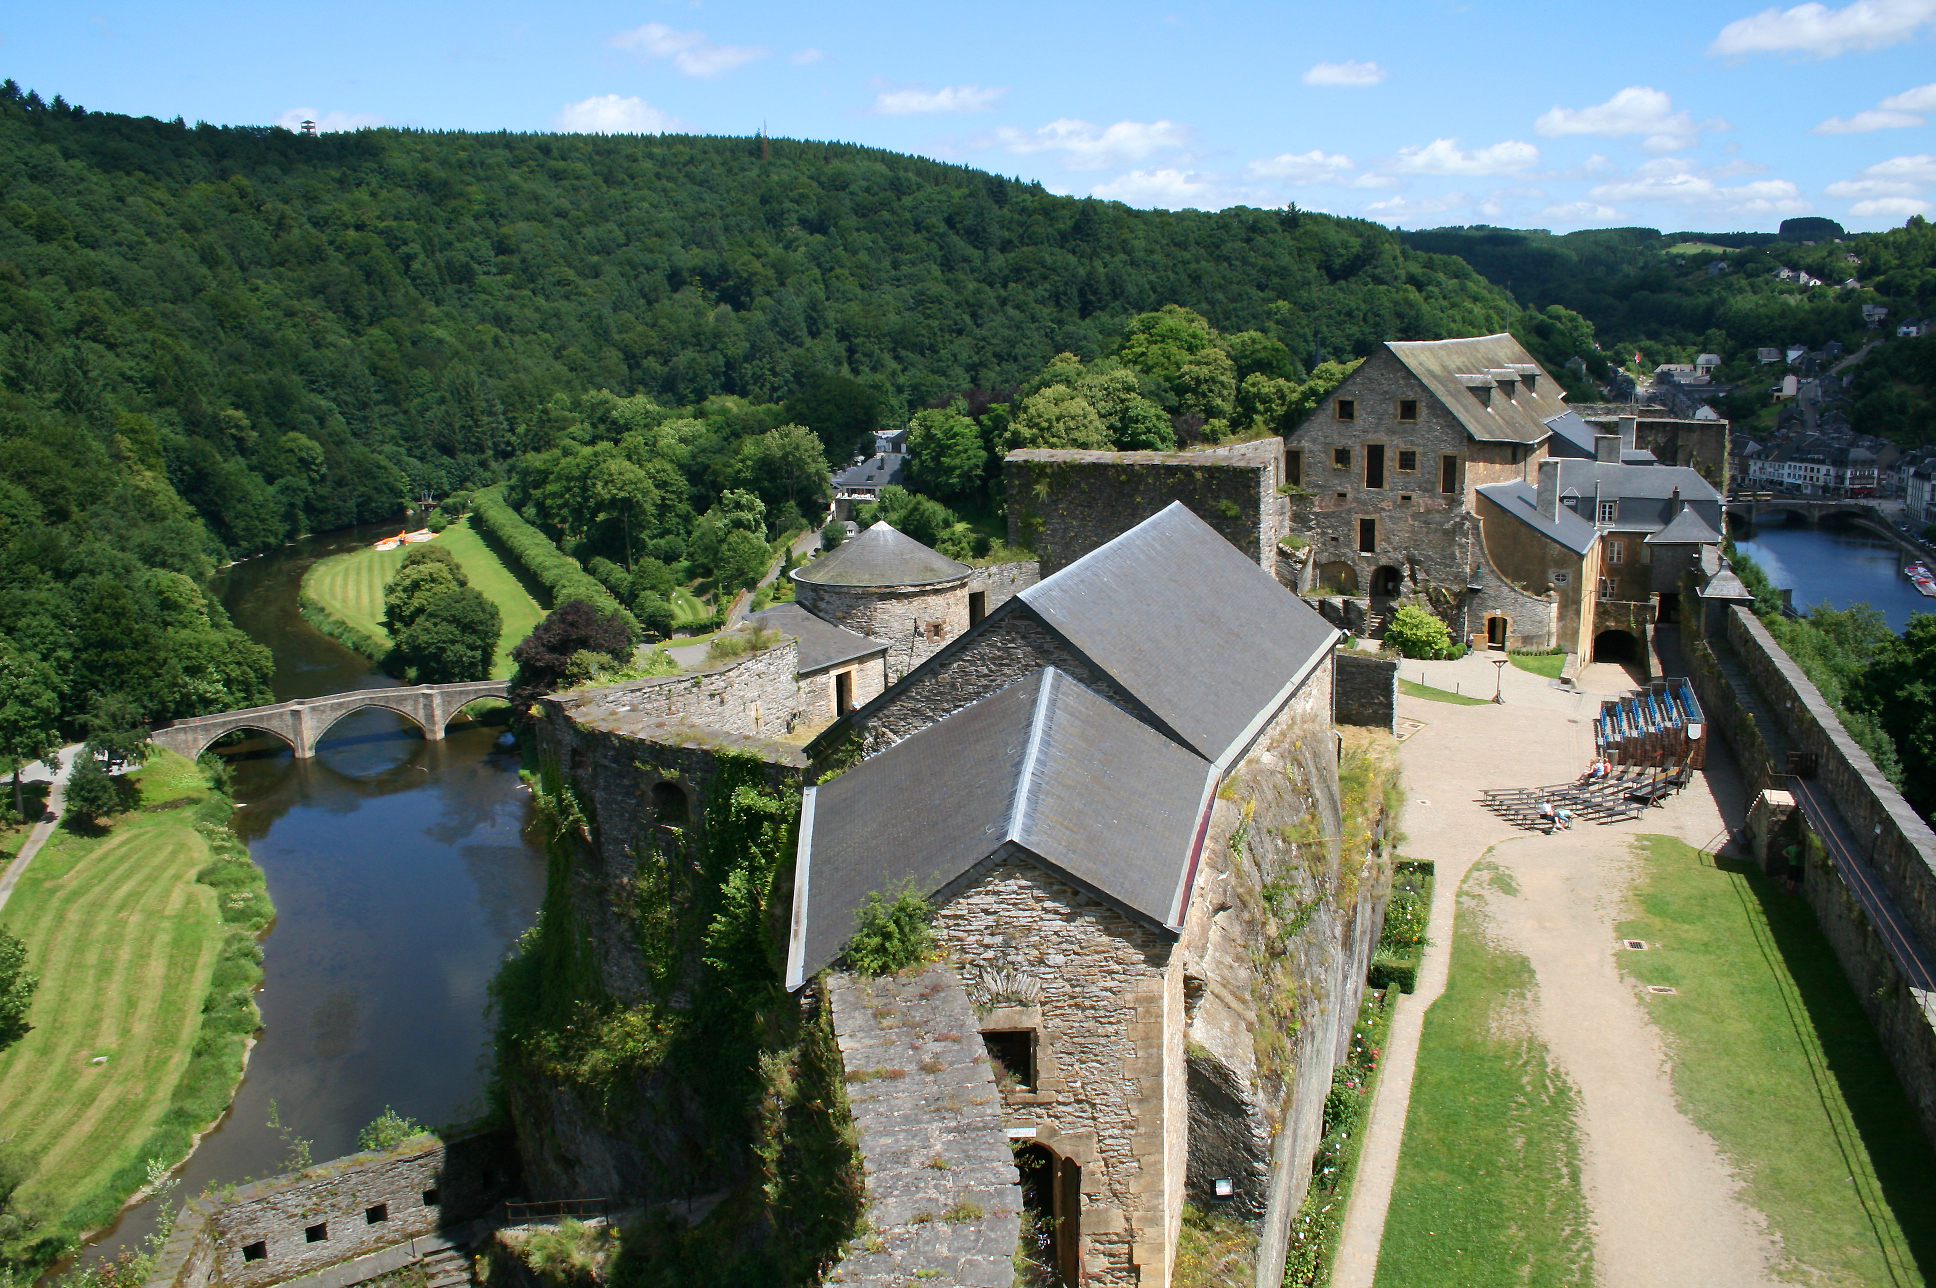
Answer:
966 560 1040 611
547 640 808 741
1005 439 1288 578
146 1133 517 1288
1333 651 1398 731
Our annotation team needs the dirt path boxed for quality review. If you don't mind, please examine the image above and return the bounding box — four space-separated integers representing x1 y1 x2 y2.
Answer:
1333 654 1780 1287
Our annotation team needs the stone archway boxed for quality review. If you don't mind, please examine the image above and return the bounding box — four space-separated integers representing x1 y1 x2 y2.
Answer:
1594 629 1638 661
1318 562 1359 596
1371 565 1404 596
1014 1142 1081 1287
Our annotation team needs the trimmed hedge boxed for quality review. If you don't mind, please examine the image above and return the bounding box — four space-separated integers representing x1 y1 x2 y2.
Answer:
473 486 638 638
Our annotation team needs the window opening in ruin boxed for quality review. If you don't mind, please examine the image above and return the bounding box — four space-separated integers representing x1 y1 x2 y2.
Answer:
243 1243 268 1262
1397 449 1417 472
1358 518 1376 554
983 1029 1036 1092
1440 455 1459 495
365 1204 389 1225
1336 398 1356 421
305 1224 328 1243
968 590 988 627
651 781 688 825
422 1189 441 1207
1014 1144 1081 1287
1365 444 1386 490
1285 449 1302 486
1333 447 1352 470
1398 398 1419 421
835 669 855 716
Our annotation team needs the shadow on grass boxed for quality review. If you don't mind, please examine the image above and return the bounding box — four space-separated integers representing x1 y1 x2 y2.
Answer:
1714 848 1936 1283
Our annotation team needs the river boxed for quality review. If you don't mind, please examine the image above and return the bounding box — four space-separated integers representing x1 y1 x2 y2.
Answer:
85 522 546 1265
1733 516 1935 633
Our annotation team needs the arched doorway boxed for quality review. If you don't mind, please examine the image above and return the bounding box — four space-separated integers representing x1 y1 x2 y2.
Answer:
1486 616 1508 649
1318 562 1359 596
1594 629 1638 661
651 781 689 825
1014 1143 1081 1286
1371 565 1403 596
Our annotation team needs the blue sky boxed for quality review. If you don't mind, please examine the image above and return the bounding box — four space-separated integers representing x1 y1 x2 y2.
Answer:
6 0 1936 232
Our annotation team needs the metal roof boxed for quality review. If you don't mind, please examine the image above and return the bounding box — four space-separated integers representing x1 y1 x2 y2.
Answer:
1476 481 1600 555
1017 502 1338 769
1385 335 1564 445
792 520 972 588
747 602 887 673
785 667 1218 988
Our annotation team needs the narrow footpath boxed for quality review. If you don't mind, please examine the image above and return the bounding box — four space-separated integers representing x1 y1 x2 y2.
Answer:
0 745 81 915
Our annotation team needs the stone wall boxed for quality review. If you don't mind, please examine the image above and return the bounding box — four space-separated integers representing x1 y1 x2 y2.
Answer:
1575 407 1730 491
1004 439 1286 578
146 1134 516 1288
798 654 890 726
823 967 1021 1288
1333 651 1397 731
547 641 810 741
966 560 1040 613
794 579 972 683
1471 490 1587 653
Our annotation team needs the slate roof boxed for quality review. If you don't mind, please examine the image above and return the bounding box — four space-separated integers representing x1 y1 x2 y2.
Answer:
747 602 887 674
792 521 972 588
1386 335 1565 445
1645 507 1724 545
785 667 1218 988
834 452 906 491
1475 481 1600 555
1549 459 1720 503
1015 502 1339 769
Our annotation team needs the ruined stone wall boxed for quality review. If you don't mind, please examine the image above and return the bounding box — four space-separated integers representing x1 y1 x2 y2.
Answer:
932 853 1180 1287
1004 439 1285 578
146 1135 515 1288
1334 651 1397 731
793 579 971 683
797 654 891 726
1577 409 1730 491
547 641 809 741
966 560 1040 612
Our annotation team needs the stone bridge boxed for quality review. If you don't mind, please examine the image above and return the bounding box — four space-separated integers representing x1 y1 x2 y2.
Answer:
1727 495 1891 532
149 681 510 760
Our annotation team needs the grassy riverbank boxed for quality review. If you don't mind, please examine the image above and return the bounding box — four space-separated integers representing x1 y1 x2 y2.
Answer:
300 518 545 678
0 750 271 1265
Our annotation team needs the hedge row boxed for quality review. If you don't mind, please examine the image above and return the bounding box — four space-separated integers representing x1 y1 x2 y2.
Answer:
472 486 639 638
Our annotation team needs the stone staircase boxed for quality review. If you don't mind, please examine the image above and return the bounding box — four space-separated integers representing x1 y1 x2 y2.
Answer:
420 1247 474 1288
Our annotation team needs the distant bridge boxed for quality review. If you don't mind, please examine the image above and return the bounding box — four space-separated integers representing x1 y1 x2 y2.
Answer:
149 680 510 760
1727 496 1898 536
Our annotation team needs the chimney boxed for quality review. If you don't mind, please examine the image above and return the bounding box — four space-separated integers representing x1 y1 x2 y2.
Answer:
1537 459 1560 519
1670 485 1683 515
1618 415 1637 454
1595 434 1622 462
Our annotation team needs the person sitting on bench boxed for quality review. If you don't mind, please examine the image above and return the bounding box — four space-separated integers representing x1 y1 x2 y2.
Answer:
1581 757 1611 782
1538 800 1558 833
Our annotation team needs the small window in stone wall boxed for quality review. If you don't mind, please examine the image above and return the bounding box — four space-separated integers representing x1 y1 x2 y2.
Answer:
1333 447 1352 469
305 1223 328 1243
1398 399 1419 421
1336 398 1356 421
366 1204 389 1225
924 621 945 642
983 1030 1036 1092
1397 449 1418 472
243 1243 268 1262
422 1188 441 1207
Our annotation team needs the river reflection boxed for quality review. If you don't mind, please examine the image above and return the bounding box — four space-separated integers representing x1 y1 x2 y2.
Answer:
85 533 546 1265
1734 517 1935 633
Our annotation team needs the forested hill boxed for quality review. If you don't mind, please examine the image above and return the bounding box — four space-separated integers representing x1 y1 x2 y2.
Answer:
0 82 1524 558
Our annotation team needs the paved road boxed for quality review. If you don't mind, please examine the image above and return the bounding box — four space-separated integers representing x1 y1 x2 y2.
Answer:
0 745 83 915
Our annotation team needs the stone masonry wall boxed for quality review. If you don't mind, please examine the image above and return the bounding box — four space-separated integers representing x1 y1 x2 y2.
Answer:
1333 651 1397 731
794 579 972 683
548 640 809 741
966 560 1040 612
823 967 1021 1288
932 853 1180 1288
798 654 891 726
146 1134 515 1288
1004 439 1285 578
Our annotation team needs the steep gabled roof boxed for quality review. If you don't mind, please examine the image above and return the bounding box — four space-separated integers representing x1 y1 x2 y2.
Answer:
1385 335 1564 445
792 520 971 588
747 602 888 673
785 667 1217 988
1645 507 1724 545
1016 502 1338 769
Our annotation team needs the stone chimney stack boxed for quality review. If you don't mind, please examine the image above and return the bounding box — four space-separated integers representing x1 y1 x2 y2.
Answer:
1537 459 1561 519
1595 434 1622 462
1618 414 1638 454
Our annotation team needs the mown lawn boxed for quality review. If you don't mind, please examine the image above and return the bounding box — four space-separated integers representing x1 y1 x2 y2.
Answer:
0 753 243 1237
1508 651 1566 679
301 519 545 678
671 587 712 627
1398 679 1490 706
1376 861 1594 1288
1618 836 1936 1286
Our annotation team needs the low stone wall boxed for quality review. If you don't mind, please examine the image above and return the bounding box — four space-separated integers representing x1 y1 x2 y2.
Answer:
146 1133 516 1288
1333 651 1397 731
548 640 808 741
824 967 1020 1288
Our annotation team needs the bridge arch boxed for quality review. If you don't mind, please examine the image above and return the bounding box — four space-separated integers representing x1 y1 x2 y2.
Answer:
186 724 299 761
308 697 433 747
149 680 510 761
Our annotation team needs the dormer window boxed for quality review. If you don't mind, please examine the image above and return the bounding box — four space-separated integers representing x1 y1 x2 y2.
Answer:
1597 500 1618 525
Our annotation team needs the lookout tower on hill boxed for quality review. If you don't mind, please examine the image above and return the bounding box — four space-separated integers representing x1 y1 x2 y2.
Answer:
791 521 974 680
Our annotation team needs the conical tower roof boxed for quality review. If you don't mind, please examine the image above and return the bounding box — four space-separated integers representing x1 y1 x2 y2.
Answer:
793 521 971 588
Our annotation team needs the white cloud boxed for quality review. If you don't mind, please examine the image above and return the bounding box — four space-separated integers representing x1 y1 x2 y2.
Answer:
1588 171 1810 214
1386 137 1539 176
275 108 385 133
1364 191 1470 220
791 48 824 65
1709 0 1936 57
1246 150 1354 182
1090 168 1217 208
1303 60 1385 86
873 85 1005 114
1865 152 1936 180
1541 201 1623 220
993 118 1191 170
1881 81 1936 109
608 23 767 77
1535 87 1726 152
1851 196 1933 214
1813 107 1925 131
1826 177 1923 195
556 95 689 134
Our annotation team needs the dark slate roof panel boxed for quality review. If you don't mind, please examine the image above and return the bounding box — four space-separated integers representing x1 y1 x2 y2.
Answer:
787 667 1216 987
1645 507 1724 544
834 453 906 489
793 520 972 588
1552 459 1720 502
1544 411 1600 459
1386 335 1564 444
1477 481 1599 555
1016 502 1337 767
747 602 888 673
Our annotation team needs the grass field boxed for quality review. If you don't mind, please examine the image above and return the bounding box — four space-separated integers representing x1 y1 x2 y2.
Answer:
1618 836 1936 1285
1508 651 1567 679
300 518 545 678
1376 861 1594 1287
1398 679 1491 706
670 586 712 628
0 751 268 1247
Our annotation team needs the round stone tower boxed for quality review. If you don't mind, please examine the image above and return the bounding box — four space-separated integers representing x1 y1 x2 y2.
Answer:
792 522 973 681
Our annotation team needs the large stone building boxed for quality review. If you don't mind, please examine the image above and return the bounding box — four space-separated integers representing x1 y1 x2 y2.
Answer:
1285 334 1724 659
